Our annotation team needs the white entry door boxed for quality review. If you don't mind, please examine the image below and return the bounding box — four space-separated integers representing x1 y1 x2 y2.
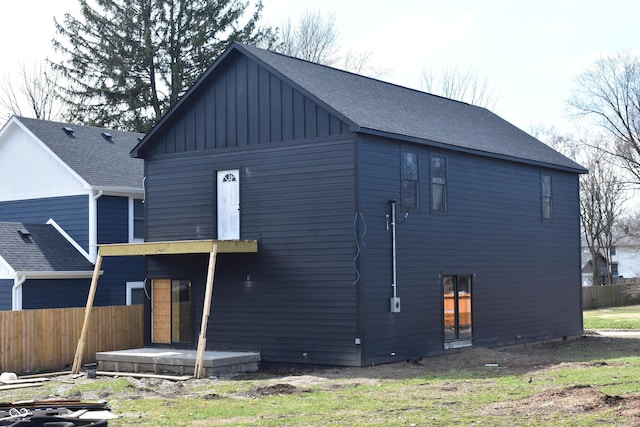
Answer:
217 169 240 240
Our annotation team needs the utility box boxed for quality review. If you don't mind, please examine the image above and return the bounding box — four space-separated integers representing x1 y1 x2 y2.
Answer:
390 297 401 313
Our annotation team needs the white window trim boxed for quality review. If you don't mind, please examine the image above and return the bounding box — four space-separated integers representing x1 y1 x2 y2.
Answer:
126 281 144 305
128 197 144 243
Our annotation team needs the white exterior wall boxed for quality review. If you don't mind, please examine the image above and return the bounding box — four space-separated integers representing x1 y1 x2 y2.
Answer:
0 122 87 201
612 245 640 278
581 244 640 286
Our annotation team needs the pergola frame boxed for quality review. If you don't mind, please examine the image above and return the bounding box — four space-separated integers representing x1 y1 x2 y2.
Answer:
71 239 258 378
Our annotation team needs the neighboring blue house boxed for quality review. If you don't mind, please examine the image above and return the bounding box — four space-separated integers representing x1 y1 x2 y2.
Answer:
0 221 95 309
0 116 145 310
129 43 587 367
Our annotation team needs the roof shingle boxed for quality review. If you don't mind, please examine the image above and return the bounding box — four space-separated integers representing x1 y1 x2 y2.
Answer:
0 222 94 272
16 117 144 189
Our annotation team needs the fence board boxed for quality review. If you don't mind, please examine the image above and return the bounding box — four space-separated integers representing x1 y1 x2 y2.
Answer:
582 284 640 309
0 305 143 374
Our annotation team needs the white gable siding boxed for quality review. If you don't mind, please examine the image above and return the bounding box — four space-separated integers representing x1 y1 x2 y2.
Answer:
0 255 14 277
0 124 88 201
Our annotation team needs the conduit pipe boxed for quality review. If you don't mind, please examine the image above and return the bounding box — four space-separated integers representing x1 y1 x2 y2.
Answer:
389 200 401 313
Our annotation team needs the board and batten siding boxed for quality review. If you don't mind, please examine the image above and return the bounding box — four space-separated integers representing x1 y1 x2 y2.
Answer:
144 137 360 365
0 196 89 251
138 53 349 158
356 136 583 365
0 124 87 202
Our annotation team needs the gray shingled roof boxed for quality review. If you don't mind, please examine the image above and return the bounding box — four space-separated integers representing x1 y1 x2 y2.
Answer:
136 43 585 173
16 117 144 190
239 44 585 172
0 222 94 273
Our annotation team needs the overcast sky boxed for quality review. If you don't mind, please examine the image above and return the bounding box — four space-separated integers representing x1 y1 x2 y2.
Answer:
1 0 638 134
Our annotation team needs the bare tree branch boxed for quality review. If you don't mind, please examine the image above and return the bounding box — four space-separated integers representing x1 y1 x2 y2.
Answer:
0 61 63 121
569 52 640 186
421 64 500 110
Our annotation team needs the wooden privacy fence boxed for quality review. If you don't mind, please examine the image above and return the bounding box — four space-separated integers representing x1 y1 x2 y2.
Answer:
582 283 640 310
0 305 143 374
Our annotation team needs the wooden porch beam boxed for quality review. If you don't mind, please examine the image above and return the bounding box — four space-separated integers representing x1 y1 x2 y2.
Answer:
194 244 218 379
71 253 103 374
98 239 257 256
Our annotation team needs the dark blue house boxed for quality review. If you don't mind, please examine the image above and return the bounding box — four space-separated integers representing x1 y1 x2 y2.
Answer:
131 43 587 367
0 117 145 310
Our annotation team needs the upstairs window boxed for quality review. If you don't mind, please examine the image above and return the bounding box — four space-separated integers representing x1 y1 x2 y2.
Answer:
431 155 447 213
402 151 419 211
129 198 144 242
541 173 553 221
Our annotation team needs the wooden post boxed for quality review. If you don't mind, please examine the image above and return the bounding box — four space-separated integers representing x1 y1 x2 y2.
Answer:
72 253 103 374
194 244 217 378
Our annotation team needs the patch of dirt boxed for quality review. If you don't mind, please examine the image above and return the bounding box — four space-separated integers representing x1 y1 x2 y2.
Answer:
482 385 640 421
240 383 306 398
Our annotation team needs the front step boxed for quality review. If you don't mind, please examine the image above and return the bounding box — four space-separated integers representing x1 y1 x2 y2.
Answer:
96 348 260 377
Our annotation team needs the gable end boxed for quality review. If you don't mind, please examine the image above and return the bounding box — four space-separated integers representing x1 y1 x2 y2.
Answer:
139 54 350 157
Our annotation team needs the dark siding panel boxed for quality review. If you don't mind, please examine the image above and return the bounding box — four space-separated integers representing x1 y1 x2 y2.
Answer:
226 68 237 147
357 136 582 365
304 98 316 138
97 196 128 244
0 279 12 310
281 83 294 141
247 58 259 145
145 138 359 365
22 278 91 309
205 85 216 150
184 109 196 152
236 56 248 147
292 91 305 140
258 67 270 144
194 96 206 151
0 196 89 251
96 196 145 306
215 77 226 148
317 106 330 137
270 75 282 141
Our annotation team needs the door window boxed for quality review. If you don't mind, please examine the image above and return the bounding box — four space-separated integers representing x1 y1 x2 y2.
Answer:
152 279 192 344
217 169 240 240
443 275 472 342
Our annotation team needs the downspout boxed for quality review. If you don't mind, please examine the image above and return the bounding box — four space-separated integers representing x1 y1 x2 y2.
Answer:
12 274 26 311
89 190 103 262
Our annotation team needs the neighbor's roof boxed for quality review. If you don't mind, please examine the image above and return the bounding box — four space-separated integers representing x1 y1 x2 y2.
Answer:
0 222 94 273
135 42 585 173
13 116 144 190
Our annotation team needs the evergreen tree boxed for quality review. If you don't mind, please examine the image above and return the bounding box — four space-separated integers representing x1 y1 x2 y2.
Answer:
52 0 274 132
